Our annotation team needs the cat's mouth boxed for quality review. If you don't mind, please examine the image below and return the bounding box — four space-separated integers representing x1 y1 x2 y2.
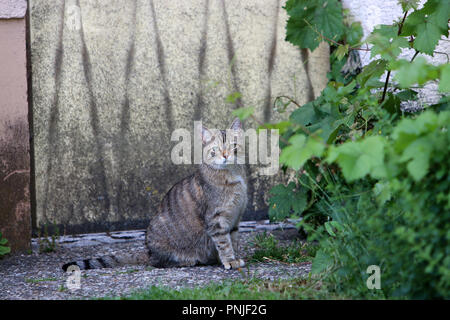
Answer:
215 160 228 167
208 158 233 169
220 156 237 165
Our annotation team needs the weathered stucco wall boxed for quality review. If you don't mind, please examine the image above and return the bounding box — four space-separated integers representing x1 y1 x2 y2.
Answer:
0 0 31 252
30 0 329 233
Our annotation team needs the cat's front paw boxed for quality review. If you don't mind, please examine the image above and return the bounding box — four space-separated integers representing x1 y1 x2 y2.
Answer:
223 259 245 270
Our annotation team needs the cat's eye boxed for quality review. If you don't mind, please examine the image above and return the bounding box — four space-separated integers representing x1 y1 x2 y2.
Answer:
211 146 219 157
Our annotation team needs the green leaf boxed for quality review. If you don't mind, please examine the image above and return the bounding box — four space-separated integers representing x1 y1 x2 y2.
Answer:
268 182 308 220
382 92 402 115
393 57 439 88
307 115 340 143
373 181 392 205
395 89 418 101
429 95 450 112
280 134 325 171
324 222 336 236
311 250 333 274
231 106 254 121
368 25 409 61
324 221 342 237
335 44 349 61
292 192 308 216
289 87 347 143
0 232 10 256
290 102 324 127
327 136 386 181
399 137 433 181
225 92 242 104
398 0 420 11
414 22 445 55
285 0 345 51
337 80 357 96
401 0 450 55
391 111 446 181
439 63 450 93
0 246 11 255
313 0 346 42
392 111 439 148
279 135 307 170
258 121 292 135
345 22 364 47
357 59 388 88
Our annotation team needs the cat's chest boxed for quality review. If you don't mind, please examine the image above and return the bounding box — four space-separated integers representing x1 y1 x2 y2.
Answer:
225 175 247 191
209 174 247 205
222 175 247 209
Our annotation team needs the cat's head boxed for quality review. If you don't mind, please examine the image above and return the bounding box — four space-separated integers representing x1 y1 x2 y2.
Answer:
201 118 244 169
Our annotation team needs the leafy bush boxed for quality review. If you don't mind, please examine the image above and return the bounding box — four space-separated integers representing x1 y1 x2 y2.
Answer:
312 111 450 299
234 0 449 298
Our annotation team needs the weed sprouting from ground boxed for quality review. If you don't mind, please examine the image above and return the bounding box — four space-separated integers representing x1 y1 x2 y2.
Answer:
37 223 60 253
25 277 59 283
248 232 318 264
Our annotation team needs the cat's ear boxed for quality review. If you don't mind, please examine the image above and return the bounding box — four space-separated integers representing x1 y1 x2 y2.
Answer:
229 117 242 131
201 125 214 145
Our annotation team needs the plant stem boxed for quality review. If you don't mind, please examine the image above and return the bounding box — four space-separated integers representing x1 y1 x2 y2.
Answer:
274 95 302 108
410 50 419 62
250 101 324 146
380 10 409 103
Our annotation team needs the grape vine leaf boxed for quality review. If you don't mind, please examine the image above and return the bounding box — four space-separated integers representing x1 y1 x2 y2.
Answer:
368 25 409 61
393 57 439 88
268 182 308 220
398 0 420 11
439 63 450 93
401 0 450 55
232 106 254 121
327 136 387 181
285 0 345 51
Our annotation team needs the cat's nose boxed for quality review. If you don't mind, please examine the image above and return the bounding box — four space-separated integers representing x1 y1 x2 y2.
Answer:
223 152 229 159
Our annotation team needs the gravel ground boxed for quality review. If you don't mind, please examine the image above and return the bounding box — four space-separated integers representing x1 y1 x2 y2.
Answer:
0 224 311 300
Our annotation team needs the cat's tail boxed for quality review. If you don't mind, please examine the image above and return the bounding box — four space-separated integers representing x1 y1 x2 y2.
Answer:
61 250 150 271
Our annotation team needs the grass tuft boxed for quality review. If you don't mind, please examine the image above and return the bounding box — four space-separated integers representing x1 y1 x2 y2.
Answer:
97 277 334 300
248 232 318 264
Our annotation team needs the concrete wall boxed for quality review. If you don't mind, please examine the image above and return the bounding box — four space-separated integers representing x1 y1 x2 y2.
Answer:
30 0 329 233
0 0 31 252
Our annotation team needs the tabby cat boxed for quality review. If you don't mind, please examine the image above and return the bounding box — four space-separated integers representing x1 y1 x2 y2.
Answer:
62 118 247 271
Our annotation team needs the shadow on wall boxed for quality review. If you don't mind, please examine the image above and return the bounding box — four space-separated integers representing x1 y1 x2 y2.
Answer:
30 0 329 234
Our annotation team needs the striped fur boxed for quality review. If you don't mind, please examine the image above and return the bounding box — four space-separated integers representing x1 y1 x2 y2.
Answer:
146 117 247 269
62 118 247 271
62 251 149 271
